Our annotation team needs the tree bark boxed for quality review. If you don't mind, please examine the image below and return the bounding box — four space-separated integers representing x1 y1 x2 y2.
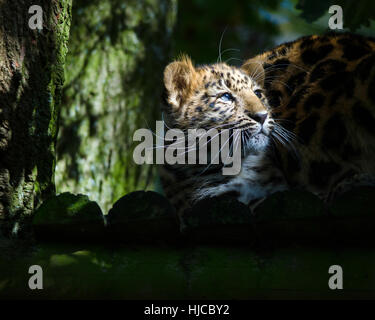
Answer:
0 0 72 236
56 0 177 213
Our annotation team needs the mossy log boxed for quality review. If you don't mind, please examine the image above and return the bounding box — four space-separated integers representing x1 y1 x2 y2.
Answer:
2 188 375 299
0 0 72 237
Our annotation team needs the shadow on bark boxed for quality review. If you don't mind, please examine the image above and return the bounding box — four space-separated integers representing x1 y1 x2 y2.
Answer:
0 0 71 237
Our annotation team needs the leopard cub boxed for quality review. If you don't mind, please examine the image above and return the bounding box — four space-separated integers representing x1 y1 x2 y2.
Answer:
161 33 375 215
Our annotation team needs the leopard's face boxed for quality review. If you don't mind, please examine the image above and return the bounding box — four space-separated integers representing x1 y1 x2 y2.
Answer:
163 56 275 152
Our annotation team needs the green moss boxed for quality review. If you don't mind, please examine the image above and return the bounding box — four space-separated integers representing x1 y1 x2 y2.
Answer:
32 192 104 242
33 192 103 226
50 254 78 267
56 0 177 213
6 0 72 226
47 0 72 143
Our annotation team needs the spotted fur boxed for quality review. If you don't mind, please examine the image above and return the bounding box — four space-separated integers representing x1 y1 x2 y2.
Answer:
161 33 375 217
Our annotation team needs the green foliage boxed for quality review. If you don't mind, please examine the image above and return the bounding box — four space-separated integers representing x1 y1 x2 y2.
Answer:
296 0 375 31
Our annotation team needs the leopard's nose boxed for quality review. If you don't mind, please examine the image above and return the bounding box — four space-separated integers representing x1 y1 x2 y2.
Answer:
249 112 268 125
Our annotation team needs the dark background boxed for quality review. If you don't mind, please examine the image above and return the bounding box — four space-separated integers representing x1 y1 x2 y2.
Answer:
174 0 375 64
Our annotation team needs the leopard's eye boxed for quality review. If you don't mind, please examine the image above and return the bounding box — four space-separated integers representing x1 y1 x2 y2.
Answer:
219 92 234 102
254 89 263 99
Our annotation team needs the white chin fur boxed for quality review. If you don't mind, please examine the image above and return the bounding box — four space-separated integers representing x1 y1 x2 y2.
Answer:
247 133 269 151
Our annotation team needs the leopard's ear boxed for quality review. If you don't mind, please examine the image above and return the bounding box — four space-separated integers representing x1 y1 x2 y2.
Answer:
164 55 196 108
241 58 265 87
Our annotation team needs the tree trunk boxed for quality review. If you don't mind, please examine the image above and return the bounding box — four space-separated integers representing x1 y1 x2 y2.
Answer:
0 0 72 236
56 0 177 213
